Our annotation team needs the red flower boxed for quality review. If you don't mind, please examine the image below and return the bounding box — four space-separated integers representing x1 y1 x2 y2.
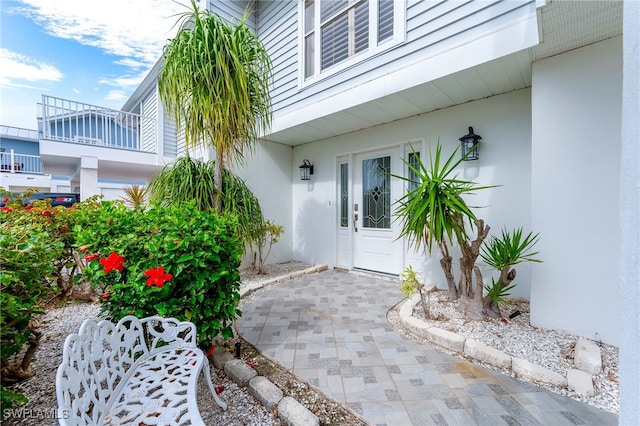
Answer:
84 253 99 263
144 266 172 288
2 197 8 203
99 251 124 273
206 343 216 357
43 210 51 217
0 207 11 213
101 291 113 300
25 205 33 211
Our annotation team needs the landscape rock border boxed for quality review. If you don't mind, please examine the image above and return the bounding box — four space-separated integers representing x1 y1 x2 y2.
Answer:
398 295 602 394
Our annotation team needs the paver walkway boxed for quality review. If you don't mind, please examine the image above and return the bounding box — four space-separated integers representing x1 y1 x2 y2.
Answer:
236 270 617 425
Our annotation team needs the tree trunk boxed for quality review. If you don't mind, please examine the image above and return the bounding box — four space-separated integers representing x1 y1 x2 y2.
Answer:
214 150 224 213
438 241 458 301
458 219 490 321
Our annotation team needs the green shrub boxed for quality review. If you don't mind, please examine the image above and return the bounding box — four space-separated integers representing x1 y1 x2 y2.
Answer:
0 192 65 413
75 200 243 348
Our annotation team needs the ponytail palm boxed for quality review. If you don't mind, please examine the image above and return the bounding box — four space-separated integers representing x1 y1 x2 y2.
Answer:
159 1 272 210
148 157 264 245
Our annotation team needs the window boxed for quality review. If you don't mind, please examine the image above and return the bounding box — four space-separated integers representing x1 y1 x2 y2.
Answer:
340 163 349 227
303 0 404 80
407 151 420 191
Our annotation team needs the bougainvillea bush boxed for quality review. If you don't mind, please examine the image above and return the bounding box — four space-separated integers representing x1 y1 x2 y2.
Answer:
75 200 243 348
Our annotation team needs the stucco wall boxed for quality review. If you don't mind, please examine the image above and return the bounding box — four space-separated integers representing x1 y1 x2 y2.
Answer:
236 139 294 265
291 89 533 298
530 37 622 345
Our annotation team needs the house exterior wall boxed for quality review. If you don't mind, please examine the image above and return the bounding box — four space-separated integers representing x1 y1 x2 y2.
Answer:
259 0 539 133
291 89 533 298
530 36 622 345
209 0 255 29
235 139 294 264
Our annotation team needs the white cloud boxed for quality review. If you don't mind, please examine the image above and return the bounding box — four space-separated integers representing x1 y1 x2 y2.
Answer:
0 48 63 87
17 0 189 69
105 90 128 102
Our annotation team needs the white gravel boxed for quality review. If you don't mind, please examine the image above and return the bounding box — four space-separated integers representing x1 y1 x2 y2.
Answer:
393 289 619 414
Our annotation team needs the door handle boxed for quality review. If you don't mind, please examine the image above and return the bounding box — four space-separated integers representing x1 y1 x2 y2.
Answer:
353 213 358 232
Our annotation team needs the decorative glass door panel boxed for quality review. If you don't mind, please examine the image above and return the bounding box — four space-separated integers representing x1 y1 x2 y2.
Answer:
362 156 390 229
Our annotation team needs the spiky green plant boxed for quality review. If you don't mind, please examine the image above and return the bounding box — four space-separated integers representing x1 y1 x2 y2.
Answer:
481 228 541 272
120 184 147 207
483 278 515 309
393 142 495 300
159 1 272 210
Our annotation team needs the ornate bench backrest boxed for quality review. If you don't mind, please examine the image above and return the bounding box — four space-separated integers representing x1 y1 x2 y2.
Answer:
56 315 198 426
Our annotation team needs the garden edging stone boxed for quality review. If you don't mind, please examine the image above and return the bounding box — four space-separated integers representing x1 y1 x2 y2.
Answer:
398 296 569 387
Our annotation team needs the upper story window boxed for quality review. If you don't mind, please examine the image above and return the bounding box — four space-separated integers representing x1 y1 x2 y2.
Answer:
302 0 405 81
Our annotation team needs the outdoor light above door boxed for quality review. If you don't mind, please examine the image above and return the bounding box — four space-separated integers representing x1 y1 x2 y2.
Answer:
299 159 314 180
459 126 482 161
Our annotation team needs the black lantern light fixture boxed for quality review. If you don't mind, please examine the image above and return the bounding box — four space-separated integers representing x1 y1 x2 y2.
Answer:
299 159 314 180
459 126 482 161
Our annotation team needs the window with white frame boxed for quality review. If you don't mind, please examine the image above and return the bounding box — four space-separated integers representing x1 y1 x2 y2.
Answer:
303 0 404 80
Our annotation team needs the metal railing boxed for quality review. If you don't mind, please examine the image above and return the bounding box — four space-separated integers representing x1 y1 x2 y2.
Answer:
0 149 43 174
39 95 156 153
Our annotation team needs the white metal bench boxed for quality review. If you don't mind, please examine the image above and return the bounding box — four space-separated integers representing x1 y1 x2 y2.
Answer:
56 315 227 425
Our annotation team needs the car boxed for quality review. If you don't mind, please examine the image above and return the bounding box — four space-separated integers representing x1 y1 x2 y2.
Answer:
0 192 80 208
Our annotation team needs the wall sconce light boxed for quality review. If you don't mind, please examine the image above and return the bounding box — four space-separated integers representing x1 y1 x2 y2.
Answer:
299 159 314 180
459 126 482 161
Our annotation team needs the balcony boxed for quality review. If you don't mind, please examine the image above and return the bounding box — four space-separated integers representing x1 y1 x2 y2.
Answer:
0 150 43 174
40 95 156 152
38 95 169 182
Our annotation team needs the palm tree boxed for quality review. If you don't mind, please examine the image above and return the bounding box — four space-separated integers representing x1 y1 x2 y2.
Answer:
159 1 272 211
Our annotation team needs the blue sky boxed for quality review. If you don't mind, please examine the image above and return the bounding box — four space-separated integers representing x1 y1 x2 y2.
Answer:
0 0 189 130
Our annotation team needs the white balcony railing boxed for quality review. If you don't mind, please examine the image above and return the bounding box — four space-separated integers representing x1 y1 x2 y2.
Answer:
39 95 156 153
0 149 43 174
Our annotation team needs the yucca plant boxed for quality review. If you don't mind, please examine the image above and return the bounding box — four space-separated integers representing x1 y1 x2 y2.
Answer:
393 142 495 304
482 278 516 316
159 1 272 211
480 228 541 317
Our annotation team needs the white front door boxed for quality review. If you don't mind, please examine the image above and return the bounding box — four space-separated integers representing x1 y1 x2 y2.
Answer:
353 149 402 274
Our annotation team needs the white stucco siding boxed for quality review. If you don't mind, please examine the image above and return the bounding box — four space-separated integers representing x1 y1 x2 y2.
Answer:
235 140 294 265
530 37 622 345
291 89 533 297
